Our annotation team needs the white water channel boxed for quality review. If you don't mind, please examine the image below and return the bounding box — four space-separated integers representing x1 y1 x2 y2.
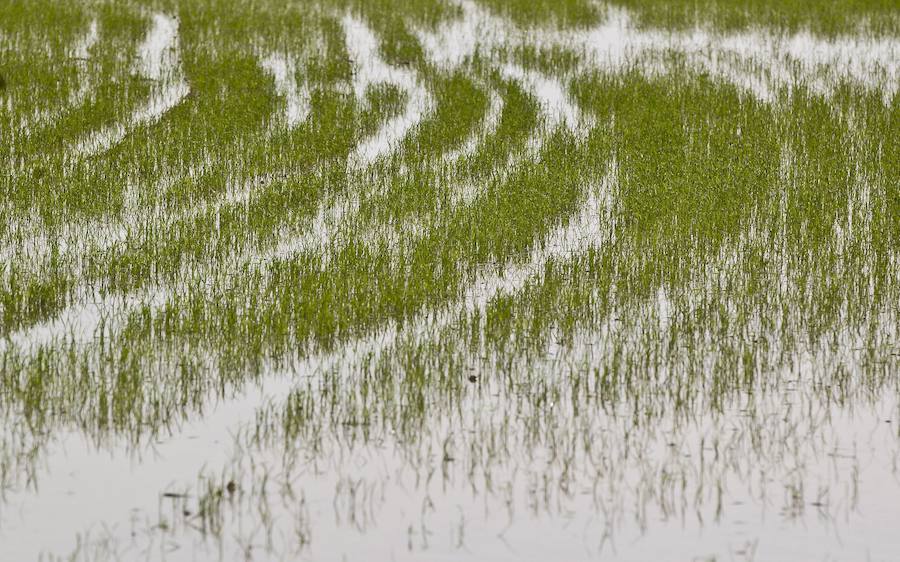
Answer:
73 13 190 157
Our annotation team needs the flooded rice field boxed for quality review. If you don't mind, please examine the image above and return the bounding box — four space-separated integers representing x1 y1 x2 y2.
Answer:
1 0 898 560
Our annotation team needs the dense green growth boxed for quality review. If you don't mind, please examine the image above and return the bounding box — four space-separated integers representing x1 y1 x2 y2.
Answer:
0 0 897 560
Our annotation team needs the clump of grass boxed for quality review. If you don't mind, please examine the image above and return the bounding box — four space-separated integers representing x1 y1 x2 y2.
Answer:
479 0 602 29
610 0 900 36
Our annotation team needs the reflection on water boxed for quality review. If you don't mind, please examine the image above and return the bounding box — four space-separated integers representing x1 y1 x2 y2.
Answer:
0 1 898 560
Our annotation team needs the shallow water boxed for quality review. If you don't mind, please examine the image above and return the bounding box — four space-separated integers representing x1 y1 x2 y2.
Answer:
73 12 190 157
1 1 898 560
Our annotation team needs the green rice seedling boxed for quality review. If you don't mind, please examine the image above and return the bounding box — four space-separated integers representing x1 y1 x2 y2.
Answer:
0 1 897 560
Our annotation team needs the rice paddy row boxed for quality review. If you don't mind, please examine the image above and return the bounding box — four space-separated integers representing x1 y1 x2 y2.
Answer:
0 0 898 560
